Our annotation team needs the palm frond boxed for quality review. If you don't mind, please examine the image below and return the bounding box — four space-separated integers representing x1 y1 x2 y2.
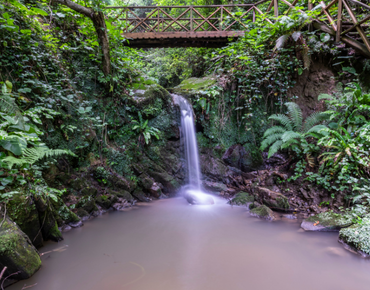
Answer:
268 114 293 131
303 112 329 132
285 102 302 132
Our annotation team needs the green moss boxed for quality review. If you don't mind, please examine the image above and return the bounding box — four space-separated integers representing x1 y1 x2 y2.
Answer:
49 221 63 240
276 196 290 210
229 192 254 206
250 205 275 220
339 217 370 255
174 75 217 94
307 211 353 227
76 208 89 218
0 218 42 278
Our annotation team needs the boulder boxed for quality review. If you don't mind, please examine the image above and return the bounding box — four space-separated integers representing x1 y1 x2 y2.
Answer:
182 190 214 205
254 186 291 211
95 194 118 209
114 190 134 202
7 193 43 248
132 188 150 202
222 144 263 172
203 180 228 193
70 178 88 191
80 187 98 197
200 154 228 181
0 217 42 281
301 211 353 232
250 205 276 220
77 197 98 213
339 217 370 258
229 192 254 206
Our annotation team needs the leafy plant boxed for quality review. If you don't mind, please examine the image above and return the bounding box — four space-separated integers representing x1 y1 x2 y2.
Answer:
132 112 160 145
260 102 328 159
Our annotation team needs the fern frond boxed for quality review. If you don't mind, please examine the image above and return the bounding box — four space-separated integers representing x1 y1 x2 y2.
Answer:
2 156 27 169
285 102 302 132
263 126 286 138
280 138 299 149
306 125 328 136
268 114 293 131
318 93 333 100
23 147 76 164
268 140 283 158
281 131 302 143
260 133 283 151
303 112 329 132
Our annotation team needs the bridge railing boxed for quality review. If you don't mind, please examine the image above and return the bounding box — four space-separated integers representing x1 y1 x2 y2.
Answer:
105 0 370 55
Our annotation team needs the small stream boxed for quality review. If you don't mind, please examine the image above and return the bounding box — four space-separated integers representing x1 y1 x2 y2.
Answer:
8 197 370 290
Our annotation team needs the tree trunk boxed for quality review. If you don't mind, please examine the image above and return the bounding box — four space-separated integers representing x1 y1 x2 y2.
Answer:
52 0 112 76
91 11 111 77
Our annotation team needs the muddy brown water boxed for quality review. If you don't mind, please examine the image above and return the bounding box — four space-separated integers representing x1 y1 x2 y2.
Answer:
8 197 370 290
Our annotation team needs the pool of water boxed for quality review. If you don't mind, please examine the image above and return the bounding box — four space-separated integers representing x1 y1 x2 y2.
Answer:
8 197 370 290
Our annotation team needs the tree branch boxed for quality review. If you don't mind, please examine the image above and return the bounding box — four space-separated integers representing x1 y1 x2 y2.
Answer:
52 0 92 18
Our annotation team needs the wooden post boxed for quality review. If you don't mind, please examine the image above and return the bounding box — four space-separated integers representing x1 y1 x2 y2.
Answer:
274 0 278 18
253 7 255 22
190 7 193 31
336 0 342 42
220 6 223 31
126 9 128 32
308 0 313 10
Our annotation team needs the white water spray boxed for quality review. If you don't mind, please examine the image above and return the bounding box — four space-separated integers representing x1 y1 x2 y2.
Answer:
172 94 214 205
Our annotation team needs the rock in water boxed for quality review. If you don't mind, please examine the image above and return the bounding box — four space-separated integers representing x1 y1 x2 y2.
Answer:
250 205 276 220
0 217 41 281
301 212 353 232
183 190 214 205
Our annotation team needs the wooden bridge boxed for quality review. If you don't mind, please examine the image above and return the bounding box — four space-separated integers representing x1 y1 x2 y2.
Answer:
105 0 370 56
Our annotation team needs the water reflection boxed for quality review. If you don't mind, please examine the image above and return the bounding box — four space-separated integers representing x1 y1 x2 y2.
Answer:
8 197 370 290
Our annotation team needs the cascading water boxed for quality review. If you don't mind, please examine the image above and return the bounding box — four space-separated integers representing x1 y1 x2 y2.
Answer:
172 94 214 205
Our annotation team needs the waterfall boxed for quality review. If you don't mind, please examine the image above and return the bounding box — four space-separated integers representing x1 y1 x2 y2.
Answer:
172 94 214 205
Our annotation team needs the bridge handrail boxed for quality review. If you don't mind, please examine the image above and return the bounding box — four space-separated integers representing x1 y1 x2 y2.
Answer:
105 0 370 57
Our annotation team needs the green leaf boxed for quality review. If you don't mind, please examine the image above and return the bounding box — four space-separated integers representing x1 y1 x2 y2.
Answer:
320 33 330 43
1 176 13 186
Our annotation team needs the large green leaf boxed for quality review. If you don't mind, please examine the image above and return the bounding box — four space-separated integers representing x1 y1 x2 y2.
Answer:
0 136 27 155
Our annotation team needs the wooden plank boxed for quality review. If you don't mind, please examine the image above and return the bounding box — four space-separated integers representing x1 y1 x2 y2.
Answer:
285 0 300 15
254 6 273 24
193 7 219 31
347 0 370 10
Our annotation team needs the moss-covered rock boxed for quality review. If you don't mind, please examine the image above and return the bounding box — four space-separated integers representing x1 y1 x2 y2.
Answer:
0 217 42 280
80 187 98 197
75 208 90 218
302 211 353 232
39 209 63 242
229 192 254 206
113 190 134 202
129 83 171 117
70 177 88 191
95 194 118 209
254 186 291 211
7 193 43 248
250 205 276 220
132 188 150 202
173 75 217 96
339 217 370 257
77 196 98 213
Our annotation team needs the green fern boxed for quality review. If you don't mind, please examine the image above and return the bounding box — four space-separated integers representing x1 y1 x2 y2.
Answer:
3 147 76 169
1 83 25 130
261 102 329 158
285 102 302 132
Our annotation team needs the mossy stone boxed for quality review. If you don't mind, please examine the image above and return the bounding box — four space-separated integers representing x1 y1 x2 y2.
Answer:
229 192 254 206
339 217 370 257
113 190 134 202
7 192 43 248
250 205 276 220
132 188 150 202
0 217 42 280
70 178 88 191
80 187 98 197
302 211 353 231
173 75 217 96
76 208 89 218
